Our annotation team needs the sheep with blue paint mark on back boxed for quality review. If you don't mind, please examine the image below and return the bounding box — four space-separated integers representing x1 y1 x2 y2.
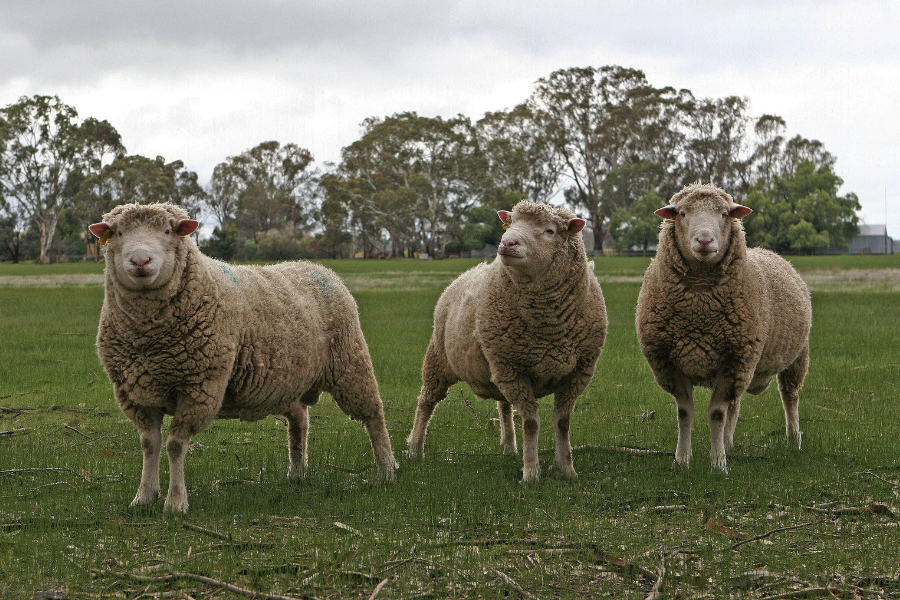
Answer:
635 183 812 472
407 200 607 483
89 202 397 513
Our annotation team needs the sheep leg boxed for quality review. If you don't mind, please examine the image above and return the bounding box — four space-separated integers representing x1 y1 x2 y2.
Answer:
408 341 455 458
708 381 738 473
164 380 227 513
724 396 741 451
668 381 694 467
518 401 541 484
552 368 592 478
329 361 398 481
122 403 164 507
778 345 809 449
285 390 319 479
497 400 517 455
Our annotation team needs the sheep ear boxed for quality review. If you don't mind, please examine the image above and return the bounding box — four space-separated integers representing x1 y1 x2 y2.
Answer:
729 204 752 218
88 222 109 239
567 218 586 234
175 219 200 236
655 205 678 220
497 211 512 225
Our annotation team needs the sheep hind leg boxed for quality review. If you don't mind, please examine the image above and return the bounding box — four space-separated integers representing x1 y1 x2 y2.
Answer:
407 342 455 458
724 396 741 452
778 346 809 449
125 405 163 507
285 390 319 480
497 400 517 455
329 365 398 482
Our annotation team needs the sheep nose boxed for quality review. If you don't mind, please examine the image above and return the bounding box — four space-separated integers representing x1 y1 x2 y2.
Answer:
501 239 519 248
130 256 152 268
695 236 713 248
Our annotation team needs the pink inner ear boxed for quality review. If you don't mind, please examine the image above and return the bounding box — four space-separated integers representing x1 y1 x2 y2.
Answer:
568 218 586 234
730 205 753 218
654 207 678 220
88 223 109 239
497 210 511 225
175 219 200 236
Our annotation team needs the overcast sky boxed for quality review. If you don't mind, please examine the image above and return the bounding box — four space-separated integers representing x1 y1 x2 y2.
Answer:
2 0 898 236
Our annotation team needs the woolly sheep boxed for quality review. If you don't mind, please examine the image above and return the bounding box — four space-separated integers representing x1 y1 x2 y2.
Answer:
635 183 811 472
407 201 607 483
89 202 397 513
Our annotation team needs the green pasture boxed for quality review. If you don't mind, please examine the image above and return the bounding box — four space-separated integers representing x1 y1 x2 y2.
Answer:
1 257 899 599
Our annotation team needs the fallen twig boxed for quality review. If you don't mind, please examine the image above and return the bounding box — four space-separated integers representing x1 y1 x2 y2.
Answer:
758 587 850 600
489 568 540 600
100 570 320 600
860 470 900 488
644 554 667 600
575 444 671 456
0 467 80 478
807 502 896 518
0 428 29 436
732 520 827 549
64 424 94 440
182 521 232 542
367 578 389 600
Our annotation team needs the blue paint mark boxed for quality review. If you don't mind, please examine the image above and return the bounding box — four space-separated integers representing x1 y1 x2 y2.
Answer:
215 261 238 285
306 270 336 293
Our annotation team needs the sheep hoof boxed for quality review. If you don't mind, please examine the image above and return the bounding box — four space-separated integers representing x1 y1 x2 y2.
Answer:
130 489 160 507
786 430 802 450
520 466 540 485
378 462 398 483
163 491 189 514
501 443 518 456
709 456 729 474
287 465 307 480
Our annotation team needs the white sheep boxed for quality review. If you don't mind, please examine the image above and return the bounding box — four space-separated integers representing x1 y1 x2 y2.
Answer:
635 183 812 472
407 201 607 483
89 202 397 513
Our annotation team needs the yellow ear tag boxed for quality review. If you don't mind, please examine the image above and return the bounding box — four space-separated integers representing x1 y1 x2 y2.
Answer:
502 223 509 230
98 229 111 246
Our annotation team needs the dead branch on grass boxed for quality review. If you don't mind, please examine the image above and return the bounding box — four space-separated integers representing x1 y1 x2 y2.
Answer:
860 470 900 488
99 570 321 600
367 578 389 600
732 520 827 550
807 502 896 518
0 428 28 436
488 568 540 600
574 443 671 456
64 424 94 440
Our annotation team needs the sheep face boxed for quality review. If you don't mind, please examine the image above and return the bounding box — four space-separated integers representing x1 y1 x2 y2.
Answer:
89 205 199 291
655 186 752 265
496 204 585 276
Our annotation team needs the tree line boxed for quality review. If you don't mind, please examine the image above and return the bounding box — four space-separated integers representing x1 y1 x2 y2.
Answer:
0 65 860 263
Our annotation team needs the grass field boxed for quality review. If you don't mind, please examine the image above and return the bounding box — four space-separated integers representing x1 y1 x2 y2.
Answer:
1 256 899 599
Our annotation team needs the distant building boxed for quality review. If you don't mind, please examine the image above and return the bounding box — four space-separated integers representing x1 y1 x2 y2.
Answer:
848 224 893 254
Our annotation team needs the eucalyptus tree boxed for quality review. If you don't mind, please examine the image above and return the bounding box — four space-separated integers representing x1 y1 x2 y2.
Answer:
678 95 752 194
206 140 317 235
337 112 490 257
0 95 123 263
476 103 564 204
527 66 686 247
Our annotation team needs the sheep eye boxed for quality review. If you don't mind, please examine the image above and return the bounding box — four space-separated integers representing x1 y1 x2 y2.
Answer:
117 232 122 237
722 212 728 218
165 229 170 235
545 228 555 235
679 211 685 217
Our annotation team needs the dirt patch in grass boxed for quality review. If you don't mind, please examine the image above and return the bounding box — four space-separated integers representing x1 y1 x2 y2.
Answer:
800 268 900 291
0 274 104 287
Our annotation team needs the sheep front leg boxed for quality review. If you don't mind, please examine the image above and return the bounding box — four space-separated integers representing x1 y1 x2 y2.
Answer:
121 401 164 507
552 366 593 478
709 379 741 473
497 400 517 455
164 380 226 513
494 374 539 483
658 376 693 467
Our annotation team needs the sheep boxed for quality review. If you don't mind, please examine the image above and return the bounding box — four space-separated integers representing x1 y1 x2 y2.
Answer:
89 202 397 512
635 183 812 472
406 200 607 483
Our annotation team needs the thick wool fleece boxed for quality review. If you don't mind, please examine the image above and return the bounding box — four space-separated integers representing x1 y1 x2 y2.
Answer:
96 203 396 512
636 184 811 471
407 200 607 482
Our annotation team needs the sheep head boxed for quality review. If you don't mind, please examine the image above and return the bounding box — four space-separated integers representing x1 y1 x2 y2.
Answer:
496 201 586 278
655 184 751 265
89 203 199 291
